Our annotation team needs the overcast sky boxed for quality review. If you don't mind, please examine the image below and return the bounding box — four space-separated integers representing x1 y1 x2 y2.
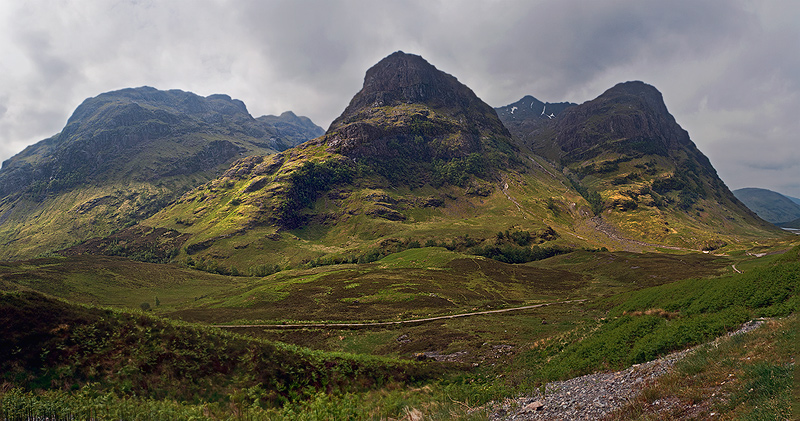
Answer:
1 0 798 196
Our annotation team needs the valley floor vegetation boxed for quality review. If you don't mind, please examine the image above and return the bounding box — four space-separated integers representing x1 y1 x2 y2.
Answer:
1 244 796 420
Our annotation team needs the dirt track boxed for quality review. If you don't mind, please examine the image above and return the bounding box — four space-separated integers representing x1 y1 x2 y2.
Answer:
214 299 586 329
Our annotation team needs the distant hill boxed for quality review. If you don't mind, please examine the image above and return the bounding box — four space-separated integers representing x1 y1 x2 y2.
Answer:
787 195 800 206
0 87 322 260
733 187 800 224
257 111 325 143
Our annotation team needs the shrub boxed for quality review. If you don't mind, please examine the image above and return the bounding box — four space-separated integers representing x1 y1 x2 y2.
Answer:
275 159 355 227
472 244 569 264
568 176 604 215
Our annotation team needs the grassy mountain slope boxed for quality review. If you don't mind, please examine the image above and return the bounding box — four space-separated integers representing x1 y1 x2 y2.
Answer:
0 87 322 260
127 52 607 270
733 187 800 224
140 147 589 272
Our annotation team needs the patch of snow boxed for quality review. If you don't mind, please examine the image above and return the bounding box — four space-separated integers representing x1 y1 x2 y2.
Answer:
510 106 518 114
541 105 546 116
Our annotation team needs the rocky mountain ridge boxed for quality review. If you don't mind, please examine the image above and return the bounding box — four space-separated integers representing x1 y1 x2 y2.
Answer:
507 80 776 246
102 52 783 272
0 87 323 260
0 87 320 198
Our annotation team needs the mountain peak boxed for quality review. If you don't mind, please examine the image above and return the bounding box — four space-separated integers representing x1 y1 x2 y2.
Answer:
598 81 670 117
495 95 575 145
329 52 504 133
359 51 445 105
605 80 660 96
516 80 775 241
65 87 251 128
319 51 514 184
542 80 691 163
0 87 320 199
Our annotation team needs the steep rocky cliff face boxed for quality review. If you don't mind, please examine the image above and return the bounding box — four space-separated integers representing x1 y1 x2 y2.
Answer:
547 82 708 166
330 51 508 135
320 51 515 184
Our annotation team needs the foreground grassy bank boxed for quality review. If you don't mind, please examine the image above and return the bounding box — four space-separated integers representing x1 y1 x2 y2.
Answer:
608 313 796 420
0 292 441 411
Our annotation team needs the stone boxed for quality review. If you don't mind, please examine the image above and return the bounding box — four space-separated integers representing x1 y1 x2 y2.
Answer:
523 401 544 412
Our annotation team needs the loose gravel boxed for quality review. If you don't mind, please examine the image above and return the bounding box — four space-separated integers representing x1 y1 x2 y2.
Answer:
490 319 765 420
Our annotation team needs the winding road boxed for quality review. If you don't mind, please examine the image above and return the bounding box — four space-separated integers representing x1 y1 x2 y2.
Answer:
214 299 587 329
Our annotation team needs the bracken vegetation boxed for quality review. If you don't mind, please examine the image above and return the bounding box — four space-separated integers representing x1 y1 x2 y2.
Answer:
0 291 441 415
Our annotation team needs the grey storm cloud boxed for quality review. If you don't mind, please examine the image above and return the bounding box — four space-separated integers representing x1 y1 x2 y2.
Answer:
1 0 798 197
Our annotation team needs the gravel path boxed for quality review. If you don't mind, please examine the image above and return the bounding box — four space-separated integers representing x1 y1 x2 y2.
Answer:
490 319 765 420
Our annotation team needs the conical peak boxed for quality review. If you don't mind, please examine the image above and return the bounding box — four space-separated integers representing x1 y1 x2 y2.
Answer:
604 80 660 97
322 52 513 167
597 81 669 115
329 51 500 131
360 51 445 101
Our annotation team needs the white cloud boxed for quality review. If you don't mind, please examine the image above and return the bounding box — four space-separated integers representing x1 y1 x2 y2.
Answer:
0 0 798 197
